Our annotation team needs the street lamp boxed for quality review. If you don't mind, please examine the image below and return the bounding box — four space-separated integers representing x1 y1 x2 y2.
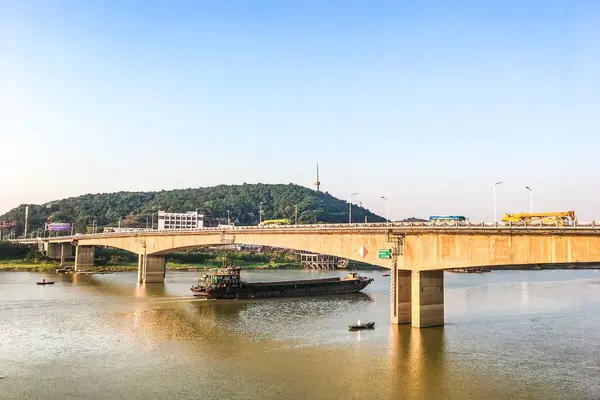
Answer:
259 202 264 224
349 192 358 224
381 196 389 224
92 220 97 234
525 186 533 213
493 181 502 221
227 210 231 225
118 217 122 230
24 205 29 238
294 204 298 225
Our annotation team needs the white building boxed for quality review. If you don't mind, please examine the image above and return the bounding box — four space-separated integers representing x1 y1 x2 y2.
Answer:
157 210 204 230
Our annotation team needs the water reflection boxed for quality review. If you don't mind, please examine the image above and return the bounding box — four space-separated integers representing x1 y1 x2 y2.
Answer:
2 270 600 399
134 282 168 298
385 326 447 398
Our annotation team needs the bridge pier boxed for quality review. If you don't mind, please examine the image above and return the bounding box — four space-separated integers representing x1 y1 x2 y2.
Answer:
138 254 166 283
411 270 444 328
391 270 444 328
75 246 95 271
46 242 73 260
390 270 412 324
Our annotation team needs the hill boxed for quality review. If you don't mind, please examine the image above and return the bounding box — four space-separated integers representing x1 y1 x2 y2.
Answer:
0 184 385 235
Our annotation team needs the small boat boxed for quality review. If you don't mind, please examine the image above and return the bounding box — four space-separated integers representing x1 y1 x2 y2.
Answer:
382 273 390 277
349 320 375 331
36 280 55 285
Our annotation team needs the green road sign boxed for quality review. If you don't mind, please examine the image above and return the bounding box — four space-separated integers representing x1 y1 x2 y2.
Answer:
378 249 391 259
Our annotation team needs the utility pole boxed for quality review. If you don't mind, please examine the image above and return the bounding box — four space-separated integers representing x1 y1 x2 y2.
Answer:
349 193 358 224
493 181 503 221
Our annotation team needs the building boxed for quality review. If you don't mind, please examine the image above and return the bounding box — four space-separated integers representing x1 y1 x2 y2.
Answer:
157 210 204 230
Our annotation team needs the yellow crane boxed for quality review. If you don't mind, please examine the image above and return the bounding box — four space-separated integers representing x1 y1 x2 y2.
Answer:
501 211 576 225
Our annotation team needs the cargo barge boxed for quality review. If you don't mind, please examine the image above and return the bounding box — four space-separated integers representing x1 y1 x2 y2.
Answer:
190 266 373 299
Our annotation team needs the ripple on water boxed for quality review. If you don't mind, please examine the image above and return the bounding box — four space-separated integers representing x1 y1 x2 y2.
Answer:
1 270 600 399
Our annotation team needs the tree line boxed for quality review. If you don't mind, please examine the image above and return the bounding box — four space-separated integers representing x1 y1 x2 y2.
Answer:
0 183 386 236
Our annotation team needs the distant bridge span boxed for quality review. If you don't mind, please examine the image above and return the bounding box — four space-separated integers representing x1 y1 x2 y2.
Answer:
16 222 600 328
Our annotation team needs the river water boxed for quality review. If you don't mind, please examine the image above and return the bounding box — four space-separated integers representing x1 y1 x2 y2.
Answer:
1 269 600 399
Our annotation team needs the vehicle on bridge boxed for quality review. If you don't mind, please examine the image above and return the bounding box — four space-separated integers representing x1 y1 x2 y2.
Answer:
259 219 291 226
429 215 469 224
103 227 148 233
501 211 576 225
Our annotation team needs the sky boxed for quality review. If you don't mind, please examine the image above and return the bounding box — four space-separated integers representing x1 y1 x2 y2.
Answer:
1 0 599 220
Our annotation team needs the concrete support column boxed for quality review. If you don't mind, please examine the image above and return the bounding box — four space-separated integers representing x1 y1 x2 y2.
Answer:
75 246 95 272
411 270 444 328
390 269 412 324
138 254 166 283
60 244 66 267
47 243 62 259
137 255 144 283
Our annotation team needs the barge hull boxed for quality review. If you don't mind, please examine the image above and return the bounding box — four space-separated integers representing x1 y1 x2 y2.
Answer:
193 279 371 299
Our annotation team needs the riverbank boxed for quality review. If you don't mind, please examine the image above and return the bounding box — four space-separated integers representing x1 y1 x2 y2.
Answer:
0 260 303 272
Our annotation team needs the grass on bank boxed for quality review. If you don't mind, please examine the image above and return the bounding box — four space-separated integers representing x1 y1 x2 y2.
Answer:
0 259 300 272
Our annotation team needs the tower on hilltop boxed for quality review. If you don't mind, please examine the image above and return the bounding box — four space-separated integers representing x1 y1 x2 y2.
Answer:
314 162 321 192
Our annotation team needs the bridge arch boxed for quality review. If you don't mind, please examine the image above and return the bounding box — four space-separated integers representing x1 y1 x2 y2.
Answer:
141 230 395 268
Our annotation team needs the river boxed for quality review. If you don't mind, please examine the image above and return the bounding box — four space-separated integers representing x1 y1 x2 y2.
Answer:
1 269 599 399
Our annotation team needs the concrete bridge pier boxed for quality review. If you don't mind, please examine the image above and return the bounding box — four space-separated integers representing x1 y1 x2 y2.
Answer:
75 246 95 272
391 269 444 328
46 243 74 267
138 254 166 283
390 270 412 324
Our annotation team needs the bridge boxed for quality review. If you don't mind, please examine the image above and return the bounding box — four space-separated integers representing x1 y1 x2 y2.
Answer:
15 221 600 328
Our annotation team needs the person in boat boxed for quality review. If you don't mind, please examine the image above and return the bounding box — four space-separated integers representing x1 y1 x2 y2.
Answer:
42 278 45 283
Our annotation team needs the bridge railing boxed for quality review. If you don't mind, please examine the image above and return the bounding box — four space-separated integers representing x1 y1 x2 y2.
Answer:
13 220 600 242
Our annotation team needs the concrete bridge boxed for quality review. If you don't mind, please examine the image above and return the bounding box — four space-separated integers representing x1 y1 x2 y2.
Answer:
16 221 600 328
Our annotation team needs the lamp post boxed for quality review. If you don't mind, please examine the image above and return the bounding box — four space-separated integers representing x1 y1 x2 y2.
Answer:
24 205 29 238
294 204 298 225
381 196 389 223
92 220 97 234
493 181 502 221
259 202 263 224
349 192 358 224
118 217 121 230
227 210 230 225
525 186 533 213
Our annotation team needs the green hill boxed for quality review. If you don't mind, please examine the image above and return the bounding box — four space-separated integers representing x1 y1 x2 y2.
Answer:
1 184 385 235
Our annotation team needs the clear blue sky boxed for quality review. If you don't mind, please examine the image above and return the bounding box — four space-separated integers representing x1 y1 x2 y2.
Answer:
1 0 598 220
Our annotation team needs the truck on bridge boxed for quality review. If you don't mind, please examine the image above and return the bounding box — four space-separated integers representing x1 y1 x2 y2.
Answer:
501 211 576 225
